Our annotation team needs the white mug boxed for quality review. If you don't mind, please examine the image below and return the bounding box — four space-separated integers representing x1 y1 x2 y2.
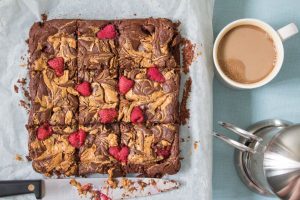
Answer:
213 19 298 89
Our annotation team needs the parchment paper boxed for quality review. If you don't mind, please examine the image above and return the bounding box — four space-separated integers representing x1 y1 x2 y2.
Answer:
0 0 214 199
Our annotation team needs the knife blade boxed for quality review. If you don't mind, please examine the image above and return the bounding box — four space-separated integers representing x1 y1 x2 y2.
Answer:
43 178 179 200
0 178 179 199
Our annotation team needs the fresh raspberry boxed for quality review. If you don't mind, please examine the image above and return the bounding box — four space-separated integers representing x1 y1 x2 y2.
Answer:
156 146 171 159
95 191 111 200
98 108 118 124
118 76 134 95
75 81 92 96
68 129 86 148
130 106 144 123
109 145 130 163
147 66 165 83
96 24 117 39
47 57 64 77
37 123 53 140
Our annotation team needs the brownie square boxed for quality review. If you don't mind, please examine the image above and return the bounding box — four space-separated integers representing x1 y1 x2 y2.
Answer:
28 125 78 176
78 123 121 175
120 123 180 177
118 18 181 69
29 19 77 78
28 70 78 126
78 69 119 125
118 68 180 123
77 20 118 71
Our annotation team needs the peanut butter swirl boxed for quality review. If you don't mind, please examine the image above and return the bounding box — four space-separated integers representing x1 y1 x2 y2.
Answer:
78 124 120 175
28 18 181 177
119 68 179 123
28 126 78 176
120 123 180 176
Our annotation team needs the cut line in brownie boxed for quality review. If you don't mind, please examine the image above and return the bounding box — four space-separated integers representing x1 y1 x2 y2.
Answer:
28 125 78 176
120 123 180 177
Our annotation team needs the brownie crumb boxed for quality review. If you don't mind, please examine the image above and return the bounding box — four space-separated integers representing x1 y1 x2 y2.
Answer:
193 141 198 150
182 38 195 74
70 179 112 200
15 154 23 161
19 100 30 113
41 13 48 22
17 78 27 85
107 168 118 189
14 85 19 93
26 155 32 161
180 77 192 125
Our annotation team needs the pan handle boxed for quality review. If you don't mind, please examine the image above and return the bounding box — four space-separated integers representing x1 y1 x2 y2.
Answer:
213 131 257 154
0 180 42 199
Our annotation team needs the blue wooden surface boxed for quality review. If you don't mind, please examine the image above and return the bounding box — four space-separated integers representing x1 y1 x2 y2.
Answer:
213 1 300 199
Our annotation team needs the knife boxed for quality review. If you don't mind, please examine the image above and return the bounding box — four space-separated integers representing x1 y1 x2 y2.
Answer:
0 178 180 199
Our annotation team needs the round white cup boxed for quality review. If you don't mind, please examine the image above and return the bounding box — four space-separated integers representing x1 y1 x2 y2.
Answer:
213 19 298 89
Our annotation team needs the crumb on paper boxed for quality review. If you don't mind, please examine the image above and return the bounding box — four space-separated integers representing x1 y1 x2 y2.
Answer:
41 13 48 22
137 180 147 191
70 179 113 200
25 155 32 161
107 168 118 189
15 154 23 161
19 100 30 113
180 77 192 125
17 78 26 85
182 38 196 74
14 85 19 93
193 141 198 150
179 156 184 161
19 63 27 67
122 177 134 190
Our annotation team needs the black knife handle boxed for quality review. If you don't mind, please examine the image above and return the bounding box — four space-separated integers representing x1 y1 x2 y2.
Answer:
0 180 42 199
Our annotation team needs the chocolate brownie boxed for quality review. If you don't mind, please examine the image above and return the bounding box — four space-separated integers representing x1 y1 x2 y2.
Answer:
77 20 118 71
28 70 78 126
120 123 180 177
27 18 181 177
28 125 78 176
28 19 78 126
78 123 122 175
118 18 181 69
78 69 119 125
29 19 77 78
118 68 180 123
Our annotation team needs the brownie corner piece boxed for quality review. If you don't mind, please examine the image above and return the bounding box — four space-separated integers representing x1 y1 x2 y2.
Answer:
118 18 181 69
28 125 78 176
29 19 77 74
78 123 122 175
120 123 180 177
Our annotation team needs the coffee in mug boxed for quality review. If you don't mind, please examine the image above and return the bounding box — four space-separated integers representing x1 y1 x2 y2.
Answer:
213 19 298 89
217 25 277 84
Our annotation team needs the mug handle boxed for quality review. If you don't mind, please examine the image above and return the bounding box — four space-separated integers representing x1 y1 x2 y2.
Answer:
277 23 298 41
